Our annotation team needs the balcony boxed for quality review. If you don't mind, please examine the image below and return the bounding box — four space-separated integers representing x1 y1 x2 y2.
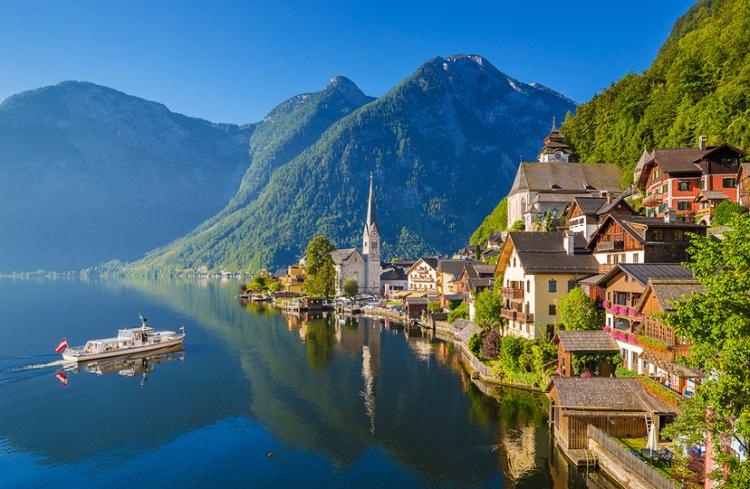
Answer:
501 308 516 321
597 240 624 252
517 312 535 324
642 193 662 207
501 287 524 300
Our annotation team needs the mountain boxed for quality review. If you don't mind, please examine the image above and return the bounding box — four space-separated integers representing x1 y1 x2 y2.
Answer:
0 81 252 271
132 55 575 273
561 0 750 183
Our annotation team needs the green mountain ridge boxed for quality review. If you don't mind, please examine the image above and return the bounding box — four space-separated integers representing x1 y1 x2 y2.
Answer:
132 54 575 273
561 0 750 182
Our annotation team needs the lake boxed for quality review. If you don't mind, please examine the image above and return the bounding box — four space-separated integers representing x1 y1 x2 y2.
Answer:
0 278 617 488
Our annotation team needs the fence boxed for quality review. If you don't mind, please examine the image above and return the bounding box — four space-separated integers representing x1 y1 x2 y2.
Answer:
587 425 679 489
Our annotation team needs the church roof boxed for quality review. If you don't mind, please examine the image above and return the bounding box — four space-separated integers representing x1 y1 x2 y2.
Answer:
510 162 622 196
331 248 362 265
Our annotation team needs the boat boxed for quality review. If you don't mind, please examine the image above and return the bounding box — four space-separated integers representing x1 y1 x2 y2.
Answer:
60 315 186 362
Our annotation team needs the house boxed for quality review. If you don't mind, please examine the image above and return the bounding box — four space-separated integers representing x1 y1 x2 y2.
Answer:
279 261 305 294
406 257 439 292
565 194 634 240
548 377 677 452
380 266 408 297
331 174 382 295
553 331 619 378
630 278 705 396
597 263 694 332
586 214 706 272
507 127 622 230
437 259 481 297
453 263 495 321
737 162 750 208
495 232 599 340
693 190 730 225
405 297 429 319
636 136 745 220
452 245 481 260
485 232 504 252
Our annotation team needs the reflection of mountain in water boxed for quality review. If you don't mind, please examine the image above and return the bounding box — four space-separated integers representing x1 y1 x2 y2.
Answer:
119 278 534 485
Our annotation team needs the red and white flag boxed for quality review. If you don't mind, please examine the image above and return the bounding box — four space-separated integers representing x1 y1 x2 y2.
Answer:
56 372 68 386
55 338 68 353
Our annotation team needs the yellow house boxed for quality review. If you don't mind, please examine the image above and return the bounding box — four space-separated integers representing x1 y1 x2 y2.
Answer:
495 232 599 340
279 263 305 294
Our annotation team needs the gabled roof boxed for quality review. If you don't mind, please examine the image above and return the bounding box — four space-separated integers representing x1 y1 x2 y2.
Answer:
638 279 705 313
554 331 619 353
497 232 599 275
638 143 746 186
438 259 482 279
596 263 695 288
548 378 676 414
406 257 439 274
509 162 623 196
571 196 608 216
597 190 635 215
331 248 362 265
380 267 407 281
587 214 706 249
694 190 729 202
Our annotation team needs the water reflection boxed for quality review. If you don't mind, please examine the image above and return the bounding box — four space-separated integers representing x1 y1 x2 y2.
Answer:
65 346 185 385
0 278 618 488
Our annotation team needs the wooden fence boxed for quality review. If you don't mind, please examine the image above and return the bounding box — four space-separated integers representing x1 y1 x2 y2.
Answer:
587 425 679 489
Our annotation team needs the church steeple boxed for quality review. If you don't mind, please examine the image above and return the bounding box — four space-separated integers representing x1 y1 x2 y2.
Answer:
537 118 573 163
366 172 378 233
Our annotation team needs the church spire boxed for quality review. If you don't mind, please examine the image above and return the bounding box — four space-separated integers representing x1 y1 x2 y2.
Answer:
366 172 377 230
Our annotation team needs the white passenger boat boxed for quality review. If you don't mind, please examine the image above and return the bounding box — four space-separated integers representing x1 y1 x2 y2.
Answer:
59 316 186 362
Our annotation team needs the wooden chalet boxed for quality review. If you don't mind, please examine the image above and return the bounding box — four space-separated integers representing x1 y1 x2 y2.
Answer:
566 193 634 240
632 279 705 396
553 331 619 378
586 214 706 272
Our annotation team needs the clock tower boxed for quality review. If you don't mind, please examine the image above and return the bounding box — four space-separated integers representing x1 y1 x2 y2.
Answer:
537 118 573 163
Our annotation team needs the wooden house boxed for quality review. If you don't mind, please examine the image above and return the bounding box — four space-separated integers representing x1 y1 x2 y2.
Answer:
552 331 619 378
566 194 634 240
548 377 676 452
586 214 706 272
405 297 429 320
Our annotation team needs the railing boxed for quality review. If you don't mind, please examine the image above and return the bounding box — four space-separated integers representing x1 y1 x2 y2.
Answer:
597 240 624 252
501 308 516 321
587 425 679 489
639 317 675 345
643 193 662 207
518 312 535 323
501 287 524 300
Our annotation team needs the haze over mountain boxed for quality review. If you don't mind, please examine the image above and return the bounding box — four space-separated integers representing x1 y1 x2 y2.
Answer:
0 81 252 272
134 55 575 273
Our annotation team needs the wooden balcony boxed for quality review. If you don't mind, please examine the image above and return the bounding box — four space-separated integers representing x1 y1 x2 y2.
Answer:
501 287 524 300
501 308 516 321
517 312 535 324
642 193 662 207
597 240 624 252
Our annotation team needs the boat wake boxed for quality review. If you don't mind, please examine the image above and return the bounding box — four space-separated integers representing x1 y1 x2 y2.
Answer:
0 355 75 385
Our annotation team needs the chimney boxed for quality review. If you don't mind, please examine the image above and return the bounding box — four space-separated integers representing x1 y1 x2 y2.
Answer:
699 135 707 151
563 231 575 256
607 193 612 204
664 210 677 223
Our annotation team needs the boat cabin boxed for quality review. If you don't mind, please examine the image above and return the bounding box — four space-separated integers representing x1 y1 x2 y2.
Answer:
117 327 155 342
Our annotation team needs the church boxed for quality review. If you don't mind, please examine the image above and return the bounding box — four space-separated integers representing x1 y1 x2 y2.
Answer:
331 174 382 296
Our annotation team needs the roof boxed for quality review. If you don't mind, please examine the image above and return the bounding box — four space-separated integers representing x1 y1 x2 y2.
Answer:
694 190 730 202
577 273 605 285
554 331 619 352
380 268 407 281
331 248 361 265
468 277 494 290
588 214 706 248
437 259 481 279
648 279 705 312
487 232 504 243
406 257 439 273
572 196 608 215
506 232 599 274
510 162 623 196
638 143 746 186
443 294 463 301
405 297 429 305
597 190 635 215
548 378 676 414
596 263 695 288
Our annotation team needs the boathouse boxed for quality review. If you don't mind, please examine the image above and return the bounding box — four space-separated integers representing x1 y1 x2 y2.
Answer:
552 331 619 378
547 377 676 452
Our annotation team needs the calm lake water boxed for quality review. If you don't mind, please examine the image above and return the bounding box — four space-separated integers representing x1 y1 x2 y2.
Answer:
0 278 618 489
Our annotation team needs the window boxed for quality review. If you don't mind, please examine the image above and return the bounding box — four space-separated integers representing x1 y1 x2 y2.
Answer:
677 201 691 210
548 280 557 293
632 253 639 263
526 280 530 293
567 279 575 292
662 184 668 194
723 178 737 188
549 304 557 316
699 179 705 189
658 203 667 213
678 181 690 191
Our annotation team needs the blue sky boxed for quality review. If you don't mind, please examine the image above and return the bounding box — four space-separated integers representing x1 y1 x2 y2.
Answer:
1 0 695 124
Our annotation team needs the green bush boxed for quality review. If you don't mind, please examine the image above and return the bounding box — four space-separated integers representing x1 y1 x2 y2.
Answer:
480 328 502 360
427 301 443 314
468 332 484 357
713 200 747 226
447 303 469 322
558 287 603 331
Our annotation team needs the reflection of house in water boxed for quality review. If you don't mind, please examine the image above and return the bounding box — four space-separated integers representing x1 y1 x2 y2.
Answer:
499 425 538 482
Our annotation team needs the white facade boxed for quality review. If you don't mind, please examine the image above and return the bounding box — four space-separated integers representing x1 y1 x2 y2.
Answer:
362 174 382 295
407 260 438 291
593 250 645 267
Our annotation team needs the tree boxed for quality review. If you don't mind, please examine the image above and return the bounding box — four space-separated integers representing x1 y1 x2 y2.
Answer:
343 278 359 298
303 236 336 298
474 289 502 328
480 328 502 360
558 287 603 331
509 220 525 232
713 200 747 226
470 197 508 246
448 303 469 322
664 215 750 486
427 301 442 314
